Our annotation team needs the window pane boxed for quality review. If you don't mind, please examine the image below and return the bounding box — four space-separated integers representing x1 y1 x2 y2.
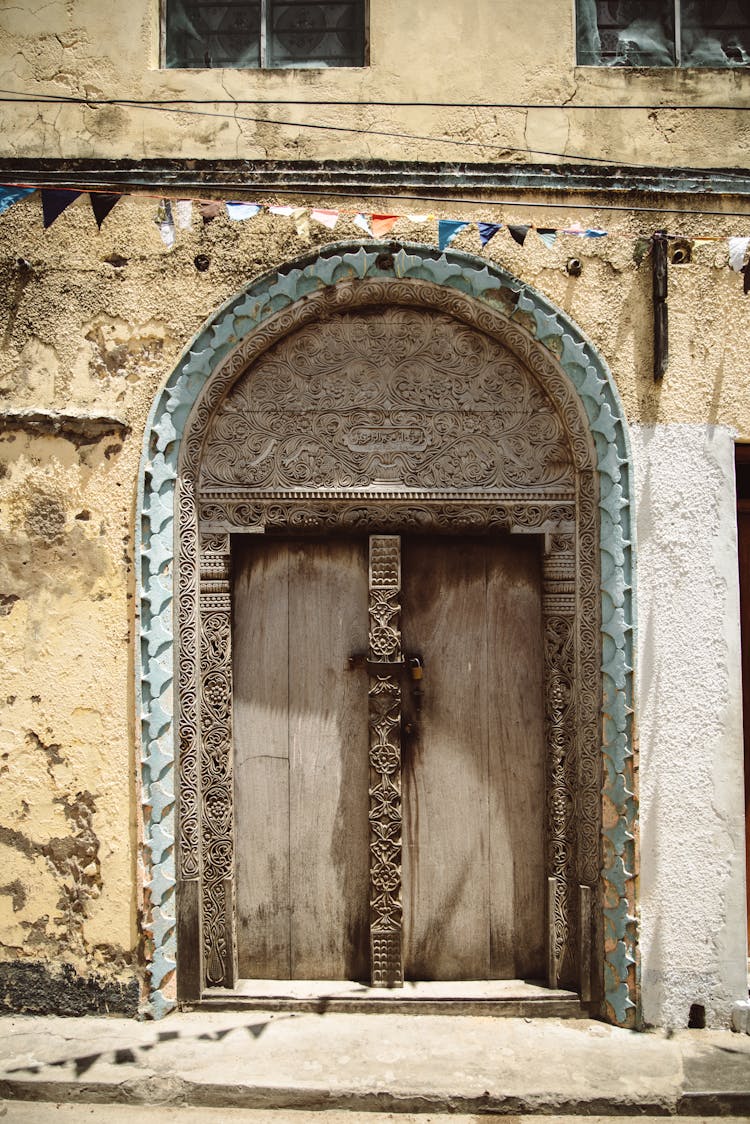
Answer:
268 1 365 67
576 0 676 66
681 1 750 67
165 0 261 67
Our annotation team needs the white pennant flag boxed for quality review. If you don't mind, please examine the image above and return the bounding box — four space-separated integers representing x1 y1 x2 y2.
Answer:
159 221 175 249
310 208 339 230
353 213 373 236
729 236 750 271
174 200 193 229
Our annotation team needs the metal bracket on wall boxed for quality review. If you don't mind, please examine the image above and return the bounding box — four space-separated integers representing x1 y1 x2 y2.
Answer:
652 230 669 381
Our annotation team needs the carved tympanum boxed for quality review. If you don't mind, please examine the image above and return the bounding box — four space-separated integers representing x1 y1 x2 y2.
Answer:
199 307 574 495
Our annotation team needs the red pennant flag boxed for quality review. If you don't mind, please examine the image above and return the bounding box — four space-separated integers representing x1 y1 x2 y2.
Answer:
199 200 223 223
371 215 398 238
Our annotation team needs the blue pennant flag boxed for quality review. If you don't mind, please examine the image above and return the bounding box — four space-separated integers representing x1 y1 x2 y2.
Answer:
438 220 469 252
0 186 34 217
478 222 502 248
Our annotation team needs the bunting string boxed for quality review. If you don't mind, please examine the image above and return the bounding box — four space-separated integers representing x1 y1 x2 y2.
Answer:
0 182 748 289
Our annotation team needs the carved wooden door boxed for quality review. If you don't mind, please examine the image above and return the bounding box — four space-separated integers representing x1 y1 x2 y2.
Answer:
232 531 546 983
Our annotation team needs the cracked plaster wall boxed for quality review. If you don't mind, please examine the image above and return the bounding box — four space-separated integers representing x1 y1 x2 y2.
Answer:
0 0 748 165
633 424 748 1029
0 185 749 1019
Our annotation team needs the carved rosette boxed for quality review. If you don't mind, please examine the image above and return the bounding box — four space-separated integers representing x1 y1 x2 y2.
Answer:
368 535 404 987
199 532 235 988
543 534 577 988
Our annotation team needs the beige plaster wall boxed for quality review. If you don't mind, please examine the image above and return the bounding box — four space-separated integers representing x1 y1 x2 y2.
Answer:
0 0 748 166
1 184 749 1008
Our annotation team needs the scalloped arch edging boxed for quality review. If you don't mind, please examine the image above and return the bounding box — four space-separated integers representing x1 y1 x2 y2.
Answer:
136 241 637 1023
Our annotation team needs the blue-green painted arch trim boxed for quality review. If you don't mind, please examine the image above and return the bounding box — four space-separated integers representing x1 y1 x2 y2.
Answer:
136 241 637 1022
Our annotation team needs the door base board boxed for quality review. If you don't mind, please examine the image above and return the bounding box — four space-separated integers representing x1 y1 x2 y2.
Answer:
193 978 585 1018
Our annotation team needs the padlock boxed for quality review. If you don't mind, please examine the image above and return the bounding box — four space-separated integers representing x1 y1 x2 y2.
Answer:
409 656 423 681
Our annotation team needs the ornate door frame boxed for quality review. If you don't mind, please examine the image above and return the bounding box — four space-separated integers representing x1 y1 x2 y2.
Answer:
136 243 637 1026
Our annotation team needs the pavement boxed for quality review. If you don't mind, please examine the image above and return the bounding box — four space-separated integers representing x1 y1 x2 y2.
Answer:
0 1010 749 1117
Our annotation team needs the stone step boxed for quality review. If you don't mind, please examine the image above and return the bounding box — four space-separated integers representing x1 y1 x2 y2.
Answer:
193 978 586 1018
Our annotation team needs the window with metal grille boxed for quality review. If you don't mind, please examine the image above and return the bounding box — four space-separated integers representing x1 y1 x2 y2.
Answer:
576 0 749 66
164 0 366 68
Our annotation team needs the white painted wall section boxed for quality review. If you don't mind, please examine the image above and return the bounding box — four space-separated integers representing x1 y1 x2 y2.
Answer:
632 423 748 1028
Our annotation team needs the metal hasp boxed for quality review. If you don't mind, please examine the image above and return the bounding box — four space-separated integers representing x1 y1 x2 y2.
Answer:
652 230 669 380
367 534 404 987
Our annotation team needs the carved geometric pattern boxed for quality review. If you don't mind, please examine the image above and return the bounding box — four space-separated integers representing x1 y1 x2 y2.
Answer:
177 475 201 881
368 535 403 987
162 269 625 1015
543 538 578 990
198 533 235 988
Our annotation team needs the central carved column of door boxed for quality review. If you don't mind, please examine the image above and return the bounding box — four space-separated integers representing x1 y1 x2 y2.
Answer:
367 535 404 987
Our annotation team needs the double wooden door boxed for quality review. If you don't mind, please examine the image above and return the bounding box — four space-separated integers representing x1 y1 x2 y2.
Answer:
232 533 546 983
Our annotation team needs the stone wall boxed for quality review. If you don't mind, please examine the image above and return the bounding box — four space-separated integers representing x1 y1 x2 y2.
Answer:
0 175 748 1019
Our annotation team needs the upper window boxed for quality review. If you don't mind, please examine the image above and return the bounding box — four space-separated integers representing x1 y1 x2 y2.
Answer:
164 0 366 68
576 1 749 67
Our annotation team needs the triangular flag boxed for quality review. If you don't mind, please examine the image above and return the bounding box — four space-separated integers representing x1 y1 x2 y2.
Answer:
42 189 81 228
199 200 222 223
156 199 175 249
226 202 261 221
406 213 430 223
160 223 175 249
438 220 469 251
478 222 502 248
174 200 194 228
371 215 398 238
0 186 34 217
292 207 310 239
90 192 121 229
537 228 557 249
310 208 339 230
584 228 607 238
728 236 750 271
742 263 750 295
562 222 585 235
507 224 530 246
269 205 294 217
353 213 373 236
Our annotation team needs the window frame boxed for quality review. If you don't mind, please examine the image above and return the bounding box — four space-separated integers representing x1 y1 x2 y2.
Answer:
575 0 750 69
160 0 369 70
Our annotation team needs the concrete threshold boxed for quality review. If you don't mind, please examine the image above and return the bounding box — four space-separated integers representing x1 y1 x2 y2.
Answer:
2 1011 750 1115
195 978 584 1017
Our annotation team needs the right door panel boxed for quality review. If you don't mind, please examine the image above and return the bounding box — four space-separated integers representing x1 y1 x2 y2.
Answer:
401 535 546 981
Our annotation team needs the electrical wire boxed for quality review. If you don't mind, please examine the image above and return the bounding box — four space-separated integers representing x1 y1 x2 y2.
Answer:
1 89 749 174
3 176 750 222
1 89 749 110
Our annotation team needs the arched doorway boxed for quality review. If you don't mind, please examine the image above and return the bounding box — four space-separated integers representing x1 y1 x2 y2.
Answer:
137 244 637 1025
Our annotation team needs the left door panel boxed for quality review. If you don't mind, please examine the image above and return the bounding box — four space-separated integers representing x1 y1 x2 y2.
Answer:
232 536 371 980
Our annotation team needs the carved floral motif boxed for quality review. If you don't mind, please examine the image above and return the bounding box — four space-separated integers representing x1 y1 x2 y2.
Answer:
199 307 574 495
368 536 403 987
